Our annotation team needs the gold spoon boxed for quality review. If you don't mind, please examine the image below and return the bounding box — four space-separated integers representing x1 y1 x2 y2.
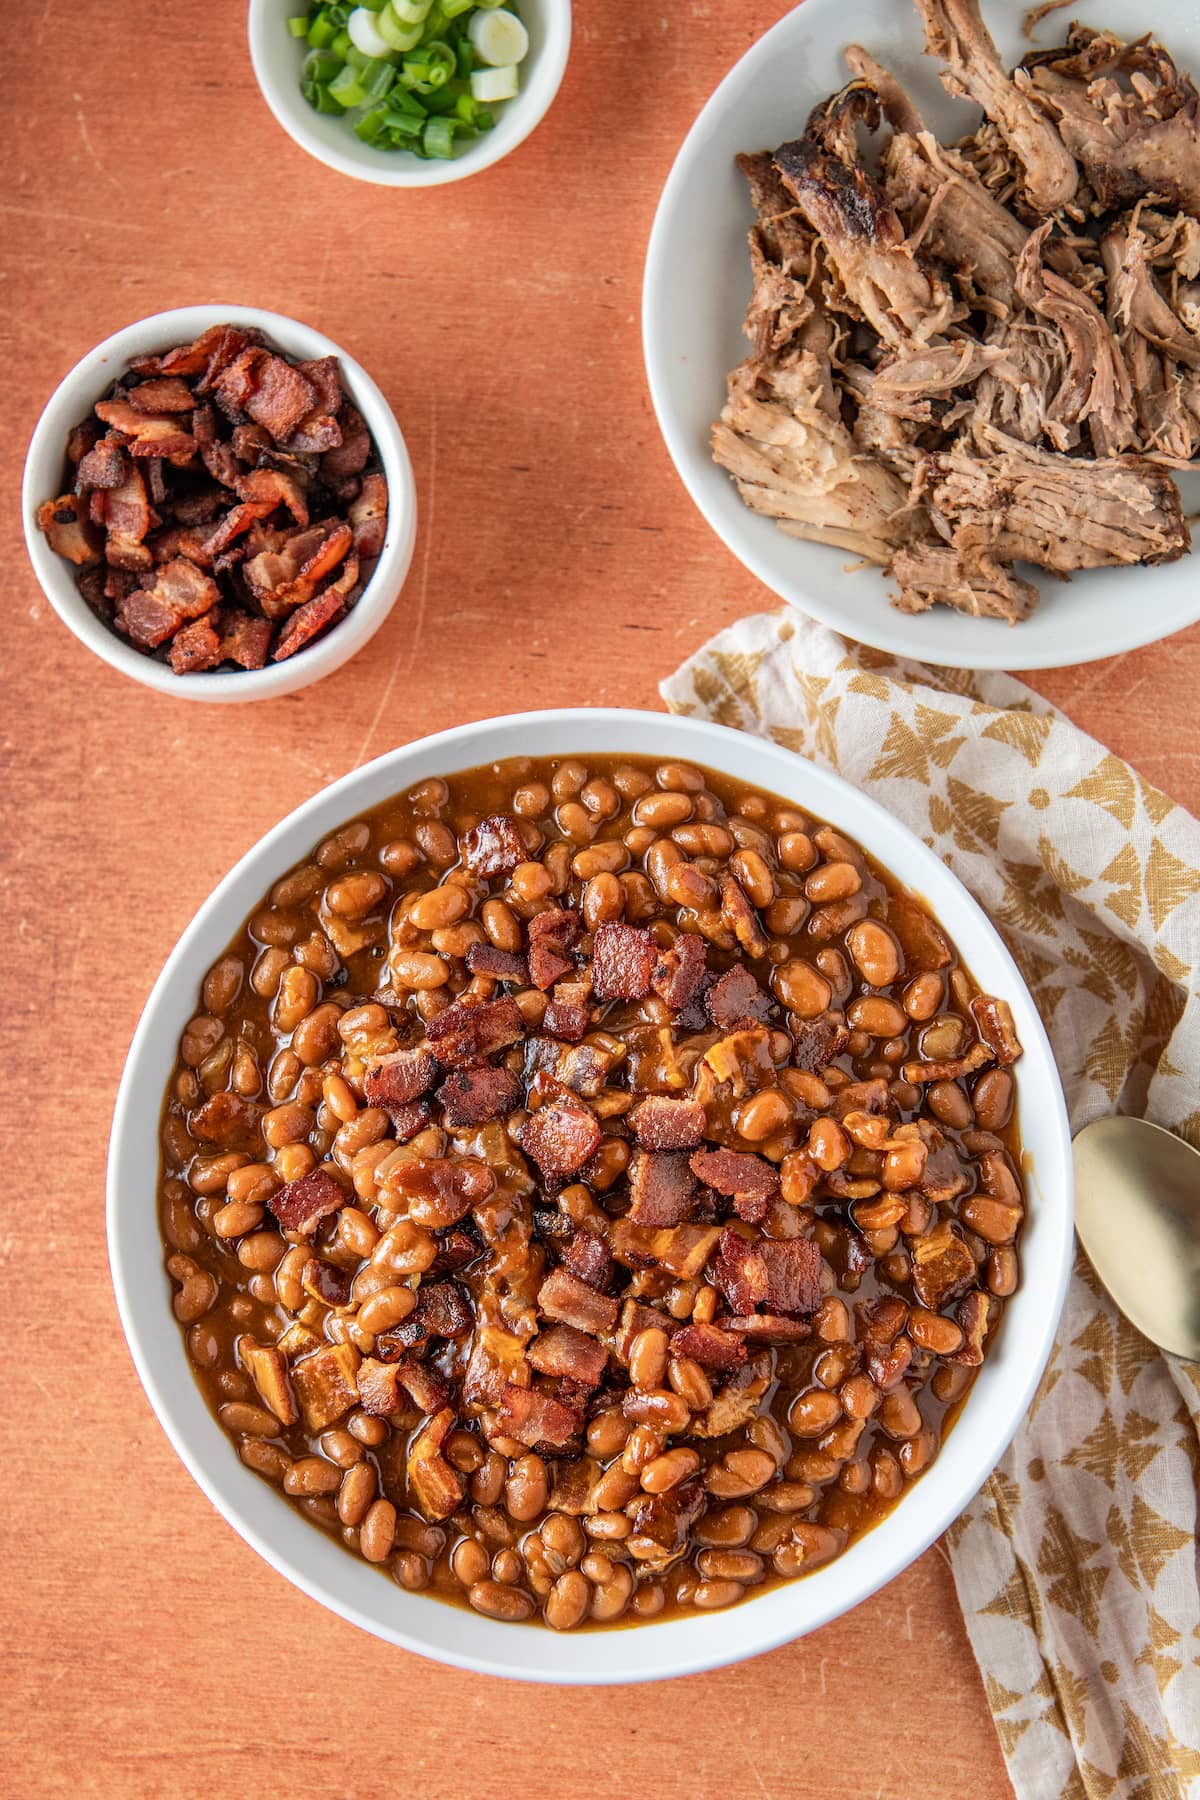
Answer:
1072 1117 1200 1361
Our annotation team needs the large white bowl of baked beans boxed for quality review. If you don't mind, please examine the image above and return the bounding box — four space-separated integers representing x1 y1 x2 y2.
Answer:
109 709 1073 1681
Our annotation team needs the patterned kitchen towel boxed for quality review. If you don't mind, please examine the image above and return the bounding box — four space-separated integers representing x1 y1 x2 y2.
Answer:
662 611 1200 1800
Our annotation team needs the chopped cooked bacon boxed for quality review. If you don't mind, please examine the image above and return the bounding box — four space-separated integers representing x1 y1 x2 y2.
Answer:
356 1357 404 1417
627 1476 705 1551
152 323 262 385
722 1313 812 1343
75 435 127 492
463 813 526 878
494 1383 582 1451
614 1298 670 1363
910 1220 976 1310
791 1015 850 1072
951 1290 990 1366
465 943 529 983
407 1407 466 1519
592 921 658 1001
630 1095 707 1151
671 1321 748 1371
652 931 708 1011
689 1148 780 1223
94 398 196 464
98 460 154 570
235 466 309 525
385 1158 495 1226
528 1324 609 1386
245 518 353 616
527 909 580 989
436 1065 522 1127
707 965 772 1027
270 584 347 661
267 1165 347 1233
427 996 524 1066
230 351 318 442
349 470 388 560
36 494 100 564
117 558 219 648
319 401 372 479
544 981 591 1041
712 1227 823 1316
189 1089 259 1143
291 1343 359 1430
517 1094 602 1180
721 874 770 959
377 1281 473 1356
394 1356 452 1414
627 1149 698 1227
560 1229 613 1291
202 500 275 560
300 1256 352 1308
538 1266 619 1336
608 1220 722 1280
218 609 272 670
239 1336 298 1424
855 1295 909 1348
129 376 196 414
169 611 224 673
970 994 1022 1064
365 1047 439 1110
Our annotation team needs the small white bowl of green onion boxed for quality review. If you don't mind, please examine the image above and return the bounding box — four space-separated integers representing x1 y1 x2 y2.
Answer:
248 0 570 185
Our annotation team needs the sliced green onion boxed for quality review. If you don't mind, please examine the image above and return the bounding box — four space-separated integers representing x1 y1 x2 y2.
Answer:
469 62 517 102
420 5 450 41
423 115 456 157
385 83 427 114
362 55 397 98
304 47 343 81
468 7 527 66
385 109 425 137
401 39 455 90
331 26 353 56
393 0 434 19
288 15 311 38
348 6 394 57
353 104 388 142
375 2 424 50
442 0 475 14
328 61 369 104
302 79 347 113
306 13 338 47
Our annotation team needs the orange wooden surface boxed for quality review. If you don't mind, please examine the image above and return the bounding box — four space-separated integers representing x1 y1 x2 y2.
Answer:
3 3 1198 1796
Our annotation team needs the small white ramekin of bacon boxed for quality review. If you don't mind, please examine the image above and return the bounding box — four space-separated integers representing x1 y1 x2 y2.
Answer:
22 305 417 701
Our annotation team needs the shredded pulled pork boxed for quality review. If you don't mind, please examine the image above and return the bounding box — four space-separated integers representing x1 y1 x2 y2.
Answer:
713 3 1199 623
37 323 389 673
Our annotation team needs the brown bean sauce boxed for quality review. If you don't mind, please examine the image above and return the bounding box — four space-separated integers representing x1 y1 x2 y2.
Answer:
159 753 1025 1628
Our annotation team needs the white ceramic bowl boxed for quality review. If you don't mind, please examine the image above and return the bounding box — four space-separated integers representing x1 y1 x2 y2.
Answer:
108 708 1073 1681
643 0 1200 670
248 0 571 187
22 304 417 703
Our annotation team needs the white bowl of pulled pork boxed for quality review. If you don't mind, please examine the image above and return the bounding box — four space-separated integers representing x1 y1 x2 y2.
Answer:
644 0 1200 670
108 709 1072 1679
23 305 416 700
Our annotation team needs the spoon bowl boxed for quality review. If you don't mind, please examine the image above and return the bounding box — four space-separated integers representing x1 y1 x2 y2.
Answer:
1073 1116 1200 1360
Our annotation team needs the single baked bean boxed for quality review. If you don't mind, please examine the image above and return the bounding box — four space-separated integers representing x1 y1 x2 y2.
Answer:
772 958 831 1018
492 1547 525 1585
334 1108 389 1162
414 820 456 865
263 1102 313 1149
451 1537 491 1587
408 883 469 932
665 861 719 912
746 1414 790 1467
213 1200 263 1239
697 1549 764 1584
587 1409 632 1459
878 1390 923 1439
693 1579 744 1609
841 1373 881 1419
775 830 815 873
962 1194 1022 1246
672 822 733 858
171 1258 218 1323
203 957 244 1015
357 1285 417 1334
573 841 629 881
218 1401 278 1436
632 1583 666 1619
593 1464 640 1510
347 1411 388 1448
882 1140 926 1191
239 1439 290 1482
987 1246 1019 1297
909 1309 965 1355
545 1568 591 1630
389 949 449 990
640 1447 701 1493
789 1388 842 1436
808 1117 849 1171
973 1067 1014 1131
511 780 550 818
846 920 900 987
731 848 775 908
391 1550 430 1592
583 871 625 929
505 1454 549 1523
237 1229 284 1273
927 1080 973 1130
539 1513 585 1572
902 972 945 1020
634 791 693 829
706 1448 777 1499
805 860 861 902
629 1326 669 1391
773 1523 843 1577
471 1450 506 1507
737 1087 792 1143
469 1579 534 1622
285 1456 341 1497
694 1505 755 1548
360 1499 397 1563
327 871 388 918
181 1015 224 1068
668 1357 713 1411
273 965 318 1033
588 1561 633 1621
899 1430 936 1477
847 996 907 1038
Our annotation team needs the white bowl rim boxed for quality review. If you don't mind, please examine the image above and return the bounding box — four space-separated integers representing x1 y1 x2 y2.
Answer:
108 706 1074 1682
246 0 573 188
22 302 418 703
641 0 1200 672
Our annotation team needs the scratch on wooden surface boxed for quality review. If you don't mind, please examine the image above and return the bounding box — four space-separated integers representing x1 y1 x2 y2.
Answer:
73 100 126 194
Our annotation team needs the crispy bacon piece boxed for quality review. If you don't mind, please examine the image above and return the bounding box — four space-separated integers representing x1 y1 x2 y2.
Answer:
377 1281 473 1357
722 1313 812 1343
239 1336 298 1424
608 1220 722 1280
348 470 388 560
911 1220 976 1311
36 494 101 564
538 1266 618 1336
436 1065 522 1127
721 874 770 958
98 460 154 570
297 355 343 415
671 1321 748 1371
117 558 219 649
301 1256 352 1309
364 1047 438 1111
628 1476 705 1551
218 609 272 670
689 1148 780 1223
792 1015 850 1072
712 1227 823 1317
560 1229 613 1292
407 1407 466 1519
951 1290 991 1367
385 1158 495 1226
627 1149 698 1227
708 965 772 1027
614 1298 670 1364
651 931 708 1011
396 1357 453 1414
494 1384 582 1451
630 1095 707 1151
202 501 274 561
356 1357 404 1417
592 921 658 1001
392 1098 435 1142
243 519 352 616
462 813 525 878
189 1090 261 1144
544 981 591 1041
320 401 372 479
517 1094 602 1180
465 943 529 983
235 466 309 525
75 435 127 492
227 350 319 444
129 376 196 413
970 994 1022 1065
267 1165 348 1233
427 996 524 1067
291 1343 359 1431
94 398 196 464
527 908 580 989
528 1324 609 1386
271 584 346 661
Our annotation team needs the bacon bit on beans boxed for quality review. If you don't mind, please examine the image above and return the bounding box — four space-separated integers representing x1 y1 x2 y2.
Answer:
407 1408 466 1521
712 1228 823 1318
544 981 591 1040
365 1048 439 1110
629 1096 707 1151
427 996 524 1066
385 1157 496 1225
517 1094 602 1181
560 1230 613 1292
627 1149 698 1228
722 1314 812 1343
465 943 529 983
527 909 580 990
592 921 658 1001
267 1165 347 1234
651 931 708 1011
462 814 526 879
495 1384 583 1452
628 1477 706 1551
538 1267 619 1337
707 966 773 1028
377 1281 473 1356
436 1065 522 1127
689 1148 780 1224
528 1324 610 1387
394 1357 452 1415
671 1322 748 1372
